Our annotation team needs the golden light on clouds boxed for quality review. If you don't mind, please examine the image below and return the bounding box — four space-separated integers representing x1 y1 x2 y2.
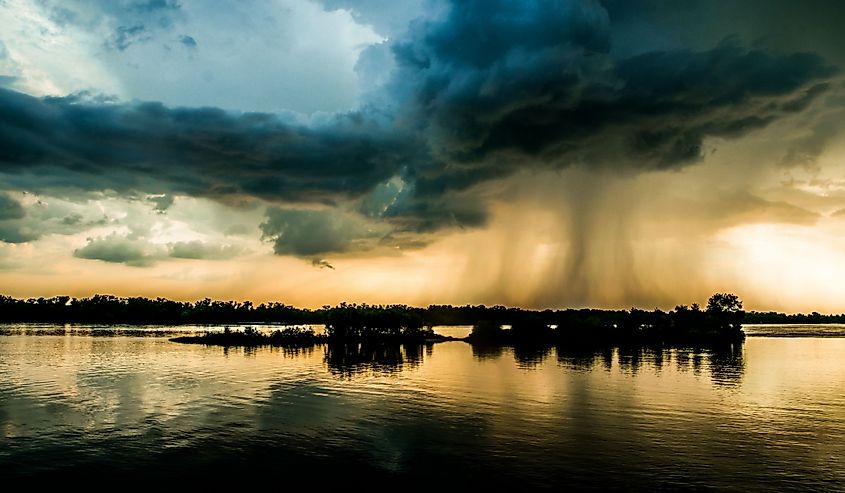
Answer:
5 157 845 314
715 223 845 312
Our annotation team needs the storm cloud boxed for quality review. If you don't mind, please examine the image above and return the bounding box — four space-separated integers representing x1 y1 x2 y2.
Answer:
0 0 840 259
386 0 834 180
260 207 388 256
0 88 428 204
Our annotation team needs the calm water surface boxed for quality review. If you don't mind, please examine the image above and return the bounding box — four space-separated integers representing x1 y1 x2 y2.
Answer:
1 324 843 490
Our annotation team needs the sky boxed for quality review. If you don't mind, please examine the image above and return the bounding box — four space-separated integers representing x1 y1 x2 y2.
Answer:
1 0 845 312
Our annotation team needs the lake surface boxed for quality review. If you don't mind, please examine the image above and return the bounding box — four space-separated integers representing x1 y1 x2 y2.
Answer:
1 324 843 490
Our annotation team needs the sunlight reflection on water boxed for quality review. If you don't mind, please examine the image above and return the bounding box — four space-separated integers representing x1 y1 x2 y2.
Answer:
0 325 843 489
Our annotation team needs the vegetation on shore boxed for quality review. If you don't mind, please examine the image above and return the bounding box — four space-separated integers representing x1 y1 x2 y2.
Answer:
468 293 745 346
170 326 326 347
0 292 752 347
171 324 460 347
742 311 845 324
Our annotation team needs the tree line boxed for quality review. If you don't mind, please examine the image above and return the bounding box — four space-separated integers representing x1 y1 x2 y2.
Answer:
0 293 750 344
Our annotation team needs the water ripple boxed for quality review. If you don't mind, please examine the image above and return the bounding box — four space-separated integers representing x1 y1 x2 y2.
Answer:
0 330 843 489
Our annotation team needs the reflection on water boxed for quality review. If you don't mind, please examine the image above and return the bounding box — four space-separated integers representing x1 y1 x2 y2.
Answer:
325 341 745 385
0 327 843 489
473 341 745 387
471 342 506 361
325 343 429 377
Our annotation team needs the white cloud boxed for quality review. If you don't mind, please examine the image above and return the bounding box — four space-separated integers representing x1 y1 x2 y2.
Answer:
0 0 123 96
1 0 383 113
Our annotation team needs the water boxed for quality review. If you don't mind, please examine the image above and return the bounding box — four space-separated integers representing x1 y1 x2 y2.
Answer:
743 323 845 337
1 325 843 490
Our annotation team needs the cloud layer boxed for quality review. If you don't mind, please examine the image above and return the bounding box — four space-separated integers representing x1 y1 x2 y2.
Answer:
1 0 838 258
1 0 845 311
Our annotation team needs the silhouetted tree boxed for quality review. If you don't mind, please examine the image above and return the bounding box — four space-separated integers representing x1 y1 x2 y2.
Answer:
705 292 745 334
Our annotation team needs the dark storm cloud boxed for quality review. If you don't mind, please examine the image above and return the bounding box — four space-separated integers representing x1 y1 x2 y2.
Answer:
0 0 841 255
600 0 845 64
260 207 385 256
382 193 488 233
357 177 489 233
387 1 835 176
0 88 428 204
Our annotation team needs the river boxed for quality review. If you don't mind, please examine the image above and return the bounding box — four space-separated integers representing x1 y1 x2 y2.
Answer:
0 324 843 489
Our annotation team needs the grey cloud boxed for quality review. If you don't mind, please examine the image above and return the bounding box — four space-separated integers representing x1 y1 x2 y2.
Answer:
0 194 109 243
0 195 37 240
260 207 387 256
779 87 845 171
0 193 24 220
168 240 240 260
178 35 197 48
601 0 845 66
146 194 174 213
0 225 37 244
386 2 835 177
320 0 434 36
108 24 150 51
46 0 183 31
781 120 840 171
73 234 165 266
0 88 428 204
0 76 18 88
39 0 185 61
131 0 181 15
0 40 22 91
378 188 489 233
354 176 488 232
